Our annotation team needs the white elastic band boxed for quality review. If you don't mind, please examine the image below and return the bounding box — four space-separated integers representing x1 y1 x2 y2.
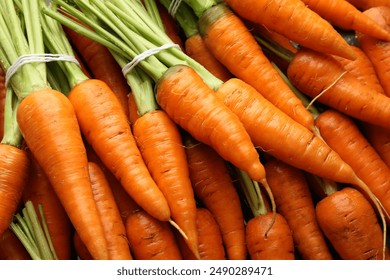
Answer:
168 0 183 17
5 53 80 87
122 43 180 76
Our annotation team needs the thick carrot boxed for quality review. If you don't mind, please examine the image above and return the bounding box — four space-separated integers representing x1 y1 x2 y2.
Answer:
178 208 226 260
22 153 73 260
314 109 390 222
132 109 199 259
88 161 132 260
63 24 131 117
156 64 265 184
184 135 247 260
17 89 108 260
223 0 357 60
198 3 315 130
346 0 390 10
246 213 295 260
301 0 390 41
316 187 389 260
0 144 30 237
0 229 31 260
357 6 390 97
125 209 183 260
264 158 333 260
287 47 390 129
68 79 171 222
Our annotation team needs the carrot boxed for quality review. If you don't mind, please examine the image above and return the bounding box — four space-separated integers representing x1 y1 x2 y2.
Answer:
314 109 390 223
316 187 389 260
156 64 266 184
87 161 132 260
177 208 226 260
73 231 93 260
62 22 131 117
0 229 31 260
125 209 183 260
300 0 390 41
357 6 390 97
197 3 315 130
346 0 390 10
223 0 357 60
184 135 247 260
286 47 390 129
361 124 390 168
22 153 73 260
264 157 333 260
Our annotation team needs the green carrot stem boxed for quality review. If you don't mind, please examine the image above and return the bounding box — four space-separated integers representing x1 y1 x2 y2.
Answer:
0 86 22 147
143 0 164 30
182 0 217 17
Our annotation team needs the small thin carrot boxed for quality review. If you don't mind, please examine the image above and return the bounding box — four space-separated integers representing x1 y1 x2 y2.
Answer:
314 109 390 223
287 47 390 129
316 187 389 260
184 135 247 260
22 153 73 260
301 0 390 41
357 6 390 97
0 229 31 260
177 208 226 260
198 3 315 130
223 0 357 60
125 209 183 260
264 157 333 260
88 161 132 260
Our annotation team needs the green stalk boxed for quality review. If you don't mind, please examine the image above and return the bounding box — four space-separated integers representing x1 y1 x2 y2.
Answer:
182 0 217 17
0 86 22 147
143 0 164 31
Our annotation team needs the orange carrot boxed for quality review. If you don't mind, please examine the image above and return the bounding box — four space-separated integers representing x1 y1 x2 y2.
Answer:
0 229 31 260
68 79 171 222
88 161 132 260
223 0 357 60
73 231 93 260
357 6 390 97
63 24 131 117
184 135 247 260
132 109 199 259
156 64 265 184
301 0 390 41
287 47 390 129
264 158 333 260
178 208 226 260
361 124 390 168
346 0 390 10
22 153 73 260
316 187 389 260
198 3 315 130
314 109 390 223
17 89 108 260
125 209 183 260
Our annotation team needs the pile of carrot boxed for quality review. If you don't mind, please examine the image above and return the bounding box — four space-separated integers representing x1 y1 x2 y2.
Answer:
1 0 390 261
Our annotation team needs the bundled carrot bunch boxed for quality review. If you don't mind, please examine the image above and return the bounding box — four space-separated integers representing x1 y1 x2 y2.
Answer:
1 0 390 261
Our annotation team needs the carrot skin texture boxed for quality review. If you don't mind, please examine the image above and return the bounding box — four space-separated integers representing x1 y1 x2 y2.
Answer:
17 89 108 260
22 155 72 260
0 144 30 237
223 0 356 60
199 4 315 130
185 33 233 82
246 212 295 260
301 0 390 41
156 65 265 183
125 209 183 260
314 109 390 222
214 78 357 184
287 48 390 129
357 6 390 97
184 137 247 260
316 187 389 260
264 158 333 260
68 79 170 222
0 229 31 260
88 162 132 260
133 110 198 258
178 208 226 260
